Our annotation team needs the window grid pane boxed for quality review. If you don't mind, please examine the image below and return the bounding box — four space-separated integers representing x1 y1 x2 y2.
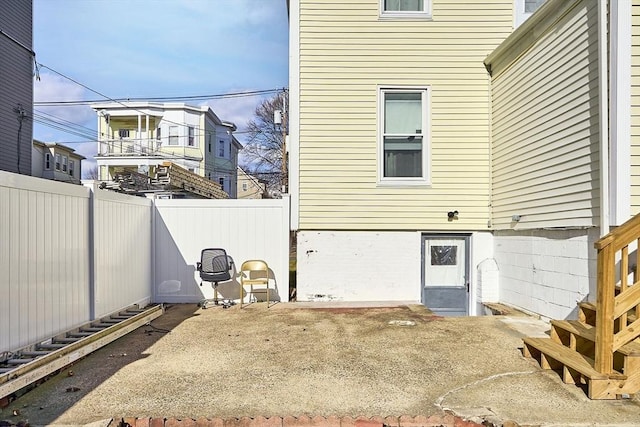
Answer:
384 0 424 11
382 89 425 179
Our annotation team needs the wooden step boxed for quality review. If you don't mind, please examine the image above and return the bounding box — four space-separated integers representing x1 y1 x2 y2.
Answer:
523 337 628 399
578 301 597 326
551 320 640 356
523 337 611 380
579 301 638 328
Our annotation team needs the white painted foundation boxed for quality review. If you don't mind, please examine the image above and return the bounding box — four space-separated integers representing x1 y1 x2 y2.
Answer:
296 230 496 316
493 228 599 320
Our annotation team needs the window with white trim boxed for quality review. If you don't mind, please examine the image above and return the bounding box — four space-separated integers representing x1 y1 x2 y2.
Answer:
514 0 546 27
62 156 68 172
379 87 430 184
156 127 161 141
118 129 130 138
381 0 431 18
44 153 51 170
55 154 61 171
69 160 75 177
169 126 179 145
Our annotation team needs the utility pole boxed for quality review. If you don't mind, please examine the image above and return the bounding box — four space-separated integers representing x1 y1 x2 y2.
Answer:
281 89 288 194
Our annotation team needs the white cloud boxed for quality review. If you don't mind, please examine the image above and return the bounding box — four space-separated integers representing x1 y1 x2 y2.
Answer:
203 94 269 145
33 72 96 135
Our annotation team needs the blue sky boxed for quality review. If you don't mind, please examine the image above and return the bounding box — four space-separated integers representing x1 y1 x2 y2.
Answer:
32 0 289 169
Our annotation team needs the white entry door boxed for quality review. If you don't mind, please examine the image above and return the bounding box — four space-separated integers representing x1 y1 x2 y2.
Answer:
422 236 469 316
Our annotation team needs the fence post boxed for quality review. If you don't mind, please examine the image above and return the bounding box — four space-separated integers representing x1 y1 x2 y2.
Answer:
595 243 615 374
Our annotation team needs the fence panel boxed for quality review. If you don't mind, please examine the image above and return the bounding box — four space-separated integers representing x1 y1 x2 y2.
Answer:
92 187 153 317
0 172 91 354
153 197 290 304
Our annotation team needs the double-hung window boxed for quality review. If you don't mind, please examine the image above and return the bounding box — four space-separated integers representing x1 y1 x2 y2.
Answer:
218 140 225 157
44 153 51 170
379 87 430 184
188 126 195 146
169 126 179 145
55 154 61 171
381 0 431 18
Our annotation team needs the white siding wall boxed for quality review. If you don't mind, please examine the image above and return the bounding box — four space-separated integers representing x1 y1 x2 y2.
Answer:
93 189 153 317
0 172 91 353
153 198 290 304
632 0 640 214
489 0 600 229
493 228 598 320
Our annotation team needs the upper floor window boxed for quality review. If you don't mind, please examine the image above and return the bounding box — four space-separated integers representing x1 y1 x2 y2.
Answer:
156 127 161 141
378 87 430 185
62 156 68 172
515 0 546 27
219 177 225 188
118 129 130 139
55 154 61 171
218 140 225 157
169 126 179 145
188 127 195 146
242 182 248 191
44 153 51 170
69 160 75 177
381 0 431 18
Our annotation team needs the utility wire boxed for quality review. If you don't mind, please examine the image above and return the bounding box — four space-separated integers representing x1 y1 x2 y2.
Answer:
35 62 275 138
34 88 281 106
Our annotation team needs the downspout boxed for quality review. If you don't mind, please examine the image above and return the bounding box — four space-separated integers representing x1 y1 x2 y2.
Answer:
598 0 609 236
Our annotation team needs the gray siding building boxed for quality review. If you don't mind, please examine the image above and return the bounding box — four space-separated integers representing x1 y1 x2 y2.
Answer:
0 0 33 174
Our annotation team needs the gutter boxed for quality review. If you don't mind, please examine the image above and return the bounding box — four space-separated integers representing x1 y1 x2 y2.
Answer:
484 0 582 77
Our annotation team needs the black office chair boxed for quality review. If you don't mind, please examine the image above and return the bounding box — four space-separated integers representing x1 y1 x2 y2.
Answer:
196 248 234 309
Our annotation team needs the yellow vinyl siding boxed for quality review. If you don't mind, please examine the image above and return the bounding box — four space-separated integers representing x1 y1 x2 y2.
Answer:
488 0 600 229
298 0 513 230
632 0 640 215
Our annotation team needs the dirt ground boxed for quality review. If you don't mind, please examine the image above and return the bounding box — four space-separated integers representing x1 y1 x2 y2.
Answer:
2 303 640 426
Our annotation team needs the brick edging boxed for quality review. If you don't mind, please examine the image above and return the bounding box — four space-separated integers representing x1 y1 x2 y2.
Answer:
117 414 500 427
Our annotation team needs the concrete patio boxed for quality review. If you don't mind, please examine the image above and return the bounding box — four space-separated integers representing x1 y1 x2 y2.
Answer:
1 303 640 427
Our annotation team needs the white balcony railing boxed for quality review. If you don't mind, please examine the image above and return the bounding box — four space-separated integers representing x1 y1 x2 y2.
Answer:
98 139 202 160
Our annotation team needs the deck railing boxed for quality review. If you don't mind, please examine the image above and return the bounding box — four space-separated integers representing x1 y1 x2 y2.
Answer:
594 213 640 373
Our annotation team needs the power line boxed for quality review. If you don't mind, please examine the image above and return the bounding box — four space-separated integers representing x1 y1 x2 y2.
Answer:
34 88 282 106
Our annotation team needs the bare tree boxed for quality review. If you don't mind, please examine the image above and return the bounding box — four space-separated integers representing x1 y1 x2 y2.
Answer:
85 165 99 180
240 91 287 195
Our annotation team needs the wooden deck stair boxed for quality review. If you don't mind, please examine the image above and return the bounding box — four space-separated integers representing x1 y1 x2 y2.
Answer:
522 214 640 399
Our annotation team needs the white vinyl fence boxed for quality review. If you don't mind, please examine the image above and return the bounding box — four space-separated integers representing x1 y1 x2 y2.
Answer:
0 172 290 354
153 198 291 304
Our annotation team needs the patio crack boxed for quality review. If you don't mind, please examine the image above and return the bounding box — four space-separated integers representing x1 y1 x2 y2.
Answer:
434 370 538 424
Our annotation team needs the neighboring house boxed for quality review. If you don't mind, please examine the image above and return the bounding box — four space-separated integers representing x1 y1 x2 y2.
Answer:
0 0 33 175
288 0 635 319
91 102 242 198
237 167 268 199
32 140 84 184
